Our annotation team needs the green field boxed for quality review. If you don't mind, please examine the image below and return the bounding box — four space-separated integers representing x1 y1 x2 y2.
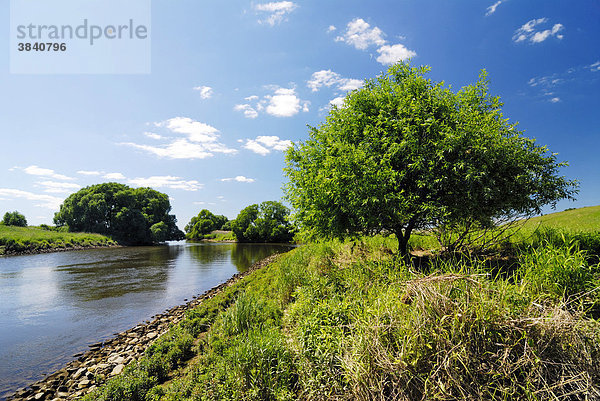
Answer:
518 205 600 233
0 225 117 255
84 206 600 401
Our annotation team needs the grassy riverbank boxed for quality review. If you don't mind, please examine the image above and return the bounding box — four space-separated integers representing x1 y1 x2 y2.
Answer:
0 225 117 255
82 225 600 400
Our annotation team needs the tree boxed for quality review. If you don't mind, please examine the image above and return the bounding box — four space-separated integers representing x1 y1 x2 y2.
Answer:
2 211 27 227
54 182 184 244
185 209 229 240
285 62 577 256
231 201 295 243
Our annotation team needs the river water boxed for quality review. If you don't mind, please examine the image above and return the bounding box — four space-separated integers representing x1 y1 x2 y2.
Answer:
0 242 293 399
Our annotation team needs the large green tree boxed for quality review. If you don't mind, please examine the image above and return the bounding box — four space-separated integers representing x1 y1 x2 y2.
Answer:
54 182 184 244
185 209 229 240
285 62 577 255
231 201 295 243
2 211 27 227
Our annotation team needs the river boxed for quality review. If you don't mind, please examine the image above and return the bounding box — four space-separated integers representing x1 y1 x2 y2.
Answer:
0 242 293 399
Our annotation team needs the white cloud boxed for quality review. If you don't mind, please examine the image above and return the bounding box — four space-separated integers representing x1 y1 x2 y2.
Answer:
307 70 363 92
485 0 505 16
237 87 309 118
35 181 81 194
193 86 214 99
589 61 600 72
335 18 416 66
144 132 163 140
329 96 345 108
128 176 203 191
103 172 126 180
123 117 236 159
157 117 219 143
23 165 73 181
335 18 386 50
327 25 336 32
243 135 292 155
244 140 271 155
376 44 417 65
265 87 309 117
234 104 259 119
513 18 564 43
77 170 102 176
549 97 561 103
0 188 62 210
221 176 256 183
254 1 298 26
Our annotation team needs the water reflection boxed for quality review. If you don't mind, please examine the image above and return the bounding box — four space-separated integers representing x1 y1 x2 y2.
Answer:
0 242 292 399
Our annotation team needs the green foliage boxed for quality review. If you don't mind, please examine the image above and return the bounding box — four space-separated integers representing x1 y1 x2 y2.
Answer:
84 233 600 400
185 209 228 240
285 62 577 255
0 224 116 254
2 211 27 227
231 201 295 243
53 182 184 245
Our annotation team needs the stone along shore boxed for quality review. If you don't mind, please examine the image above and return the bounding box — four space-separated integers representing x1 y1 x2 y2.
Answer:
7 254 283 401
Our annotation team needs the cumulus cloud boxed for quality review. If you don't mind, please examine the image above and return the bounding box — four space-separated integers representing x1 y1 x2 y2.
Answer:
77 170 102 176
0 188 62 209
193 86 213 99
327 25 336 32
235 87 309 118
513 18 564 43
265 87 309 117
22 165 73 181
144 132 163 140
35 181 81 194
243 135 292 156
485 0 506 16
376 44 417 65
128 176 203 191
329 96 345 108
254 1 298 26
335 18 416 65
220 176 256 183
307 70 363 92
103 172 126 180
121 117 236 160
234 104 259 119
335 18 386 50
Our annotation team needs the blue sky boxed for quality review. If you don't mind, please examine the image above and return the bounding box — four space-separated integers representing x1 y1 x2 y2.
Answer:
1 0 599 228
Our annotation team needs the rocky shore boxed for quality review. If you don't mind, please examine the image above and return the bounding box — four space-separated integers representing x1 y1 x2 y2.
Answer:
0 244 121 257
7 253 283 401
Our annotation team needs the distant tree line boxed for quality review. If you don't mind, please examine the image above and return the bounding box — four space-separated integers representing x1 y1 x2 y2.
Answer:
185 201 295 243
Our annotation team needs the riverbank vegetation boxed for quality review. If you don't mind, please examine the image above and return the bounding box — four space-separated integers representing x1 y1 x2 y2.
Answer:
54 183 184 245
186 201 295 243
0 224 117 255
83 225 600 400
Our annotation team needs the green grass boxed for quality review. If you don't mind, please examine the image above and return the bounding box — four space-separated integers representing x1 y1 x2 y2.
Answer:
84 233 600 401
518 205 600 234
0 224 117 254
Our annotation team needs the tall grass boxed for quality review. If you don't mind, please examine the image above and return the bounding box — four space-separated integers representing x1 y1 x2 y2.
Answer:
84 234 600 400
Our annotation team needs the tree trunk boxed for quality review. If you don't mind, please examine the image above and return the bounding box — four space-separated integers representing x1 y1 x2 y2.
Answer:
395 219 416 259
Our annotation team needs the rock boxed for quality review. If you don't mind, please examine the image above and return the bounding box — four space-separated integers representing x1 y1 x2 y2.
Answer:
34 393 45 400
110 364 124 376
146 332 157 339
73 367 87 380
78 379 91 389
